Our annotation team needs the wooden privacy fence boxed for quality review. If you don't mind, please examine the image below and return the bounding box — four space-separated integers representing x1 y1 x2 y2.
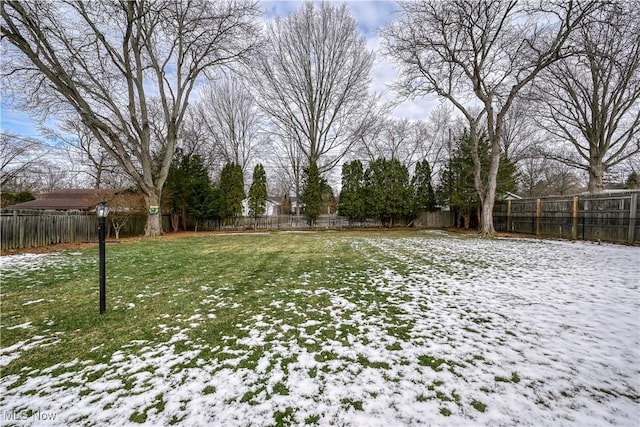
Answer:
188 211 454 231
1 209 455 250
1 210 98 250
493 191 640 244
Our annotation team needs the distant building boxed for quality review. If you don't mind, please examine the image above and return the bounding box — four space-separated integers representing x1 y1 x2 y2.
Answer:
241 196 305 217
241 197 281 217
5 189 120 212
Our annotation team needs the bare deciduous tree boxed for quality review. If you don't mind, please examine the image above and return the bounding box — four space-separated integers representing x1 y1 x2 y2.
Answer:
383 0 599 235
358 118 418 166
268 130 307 215
41 119 128 189
532 3 640 193
1 0 261 235
178 108 221 179
251 1 376 174
197 76 264 179
0 131 47 190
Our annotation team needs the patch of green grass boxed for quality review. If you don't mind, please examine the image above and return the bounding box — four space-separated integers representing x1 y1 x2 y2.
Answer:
304 414 321 424
274 407 295 426
495 371 521 384
436 390 460 403
85 369 107 382
2 233 371 377
272 381 289 396
315 351 338 362
341 398 364 411
440 407 452 416
169 414 185 425
416 393 430 402
308 367 318 378
471 400 487 412
129 411 147 424
357 355 390 370
386 342 402 351
386 326 413 340
418 355 447 371
427 380 444 391
240 389 262 404
129 393 165 422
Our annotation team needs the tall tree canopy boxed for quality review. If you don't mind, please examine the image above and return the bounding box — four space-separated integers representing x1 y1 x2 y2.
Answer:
197 76 264 178
252 1 376 173
533 3 640 193
383 0 599 235
1 0 261 235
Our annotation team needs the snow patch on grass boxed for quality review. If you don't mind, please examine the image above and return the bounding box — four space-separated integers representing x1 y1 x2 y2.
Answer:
1 235 638 426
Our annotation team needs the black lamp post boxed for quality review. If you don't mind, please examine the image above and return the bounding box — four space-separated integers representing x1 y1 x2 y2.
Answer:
96 201 110 315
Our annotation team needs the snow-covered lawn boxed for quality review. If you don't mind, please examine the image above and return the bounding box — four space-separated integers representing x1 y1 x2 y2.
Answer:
1 232 638 426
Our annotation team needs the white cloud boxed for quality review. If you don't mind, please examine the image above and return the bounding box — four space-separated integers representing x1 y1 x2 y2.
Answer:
344 0 400 37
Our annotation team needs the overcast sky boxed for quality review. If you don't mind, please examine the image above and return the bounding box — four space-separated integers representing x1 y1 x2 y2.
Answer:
0 0 439 141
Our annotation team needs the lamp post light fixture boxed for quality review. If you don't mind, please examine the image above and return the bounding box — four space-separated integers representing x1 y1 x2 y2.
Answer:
96 201 110 315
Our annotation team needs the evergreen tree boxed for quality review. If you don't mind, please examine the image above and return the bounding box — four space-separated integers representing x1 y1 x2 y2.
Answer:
338 160 366 223
248 163 268 227
219 162 244 225
626 172 640 189
209 185 223 226
302 160 323 226
321 181 336 215
163 149 215 231
438 132 518 229
411 160 437 214
186 158 215 232
164 149 189 231
364 158 412 227
0 191 35 208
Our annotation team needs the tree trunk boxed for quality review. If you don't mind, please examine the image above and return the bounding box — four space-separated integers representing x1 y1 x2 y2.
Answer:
171 213 180 232
480 163 499 236
144 192 163 236
179 207 186 231
468 123 498 236
588 162 605 194
113 225 122 240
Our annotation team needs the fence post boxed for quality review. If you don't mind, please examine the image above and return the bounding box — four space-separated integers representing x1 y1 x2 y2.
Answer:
629 193 638 245
535 198 541 236
507 200 512 232
572 196 579 240
18 211 24 249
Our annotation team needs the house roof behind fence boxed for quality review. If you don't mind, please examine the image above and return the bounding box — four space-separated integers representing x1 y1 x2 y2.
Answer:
6 189 120 211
